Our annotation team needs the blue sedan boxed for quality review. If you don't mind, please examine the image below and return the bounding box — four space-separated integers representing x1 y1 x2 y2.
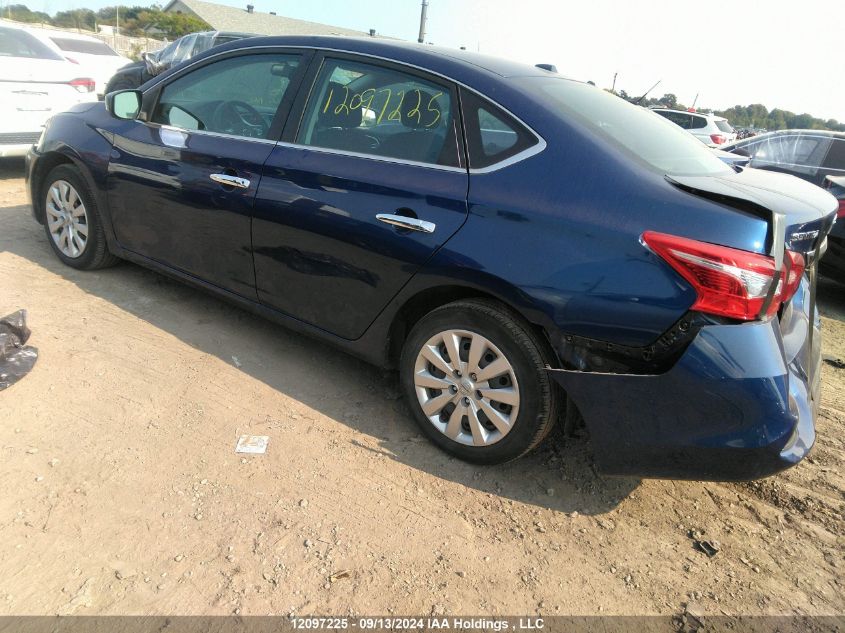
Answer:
25 36 838 479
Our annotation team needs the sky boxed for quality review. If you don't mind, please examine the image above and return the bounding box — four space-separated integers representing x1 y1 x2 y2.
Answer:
28 0 845 121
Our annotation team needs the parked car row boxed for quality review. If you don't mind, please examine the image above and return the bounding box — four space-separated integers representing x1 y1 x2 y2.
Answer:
25 35 838 479
0 23 257 157
0 24 99 157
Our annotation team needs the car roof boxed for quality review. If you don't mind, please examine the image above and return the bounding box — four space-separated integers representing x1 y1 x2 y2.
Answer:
209 34 556 80
745 129 845 140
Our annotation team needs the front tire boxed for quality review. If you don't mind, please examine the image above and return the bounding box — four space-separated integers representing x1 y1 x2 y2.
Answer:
41 164 118 270
400 299 561 464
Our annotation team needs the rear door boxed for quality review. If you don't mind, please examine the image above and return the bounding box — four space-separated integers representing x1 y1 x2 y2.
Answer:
107 49 309 298
252 53 469 339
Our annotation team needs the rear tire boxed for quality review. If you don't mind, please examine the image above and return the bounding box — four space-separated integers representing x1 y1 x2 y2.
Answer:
41 164 118 270
400 298 561 464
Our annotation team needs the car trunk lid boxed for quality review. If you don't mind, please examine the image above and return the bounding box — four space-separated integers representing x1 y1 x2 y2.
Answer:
667 167 838 261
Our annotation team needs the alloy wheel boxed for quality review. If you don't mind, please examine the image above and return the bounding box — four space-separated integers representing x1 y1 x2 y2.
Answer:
413 329 520 446
45 180 88 258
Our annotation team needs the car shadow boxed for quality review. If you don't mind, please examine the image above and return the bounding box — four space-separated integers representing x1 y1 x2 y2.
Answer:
0 196 639 515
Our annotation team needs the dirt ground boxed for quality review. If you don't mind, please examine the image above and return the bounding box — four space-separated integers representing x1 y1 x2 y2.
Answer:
0 157 842 619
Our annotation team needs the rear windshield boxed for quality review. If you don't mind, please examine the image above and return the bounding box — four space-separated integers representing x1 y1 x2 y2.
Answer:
0 27 64 60
50 37 118 56
715 119 735 133
522 77 731 177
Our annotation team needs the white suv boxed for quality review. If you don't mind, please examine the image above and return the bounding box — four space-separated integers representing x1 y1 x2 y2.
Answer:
652 108 737 147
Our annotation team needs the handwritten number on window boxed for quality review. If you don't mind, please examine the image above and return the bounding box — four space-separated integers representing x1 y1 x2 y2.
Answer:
388 91 405 122
325 80 444 128
425 92 442 128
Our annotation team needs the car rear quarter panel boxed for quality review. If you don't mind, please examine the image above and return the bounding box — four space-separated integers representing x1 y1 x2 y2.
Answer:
440 111 771 349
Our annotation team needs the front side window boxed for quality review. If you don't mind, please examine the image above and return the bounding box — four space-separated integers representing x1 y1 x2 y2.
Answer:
152 54 300 139
296 58 460 167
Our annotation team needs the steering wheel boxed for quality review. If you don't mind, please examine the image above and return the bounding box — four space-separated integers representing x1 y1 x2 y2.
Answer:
212 100 268 138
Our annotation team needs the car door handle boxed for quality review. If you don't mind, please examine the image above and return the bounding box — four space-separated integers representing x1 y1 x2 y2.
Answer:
210 173 250 189
376 214 436 234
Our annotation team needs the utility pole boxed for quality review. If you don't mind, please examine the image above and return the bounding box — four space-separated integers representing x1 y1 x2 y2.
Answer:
114 5 119 48
417 0 428 44
611 72 618 93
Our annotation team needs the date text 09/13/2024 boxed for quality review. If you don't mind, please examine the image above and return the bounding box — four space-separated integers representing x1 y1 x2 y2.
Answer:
291 617 545 630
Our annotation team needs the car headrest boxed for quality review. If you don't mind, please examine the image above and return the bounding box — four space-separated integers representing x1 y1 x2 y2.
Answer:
317 82 363 129
400 89 441 130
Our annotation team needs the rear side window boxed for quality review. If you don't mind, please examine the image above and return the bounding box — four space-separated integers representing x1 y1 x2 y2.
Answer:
50 37 118 56
689 115 708 130
715 120 734 133
655 110 691 129
461 89 538 169
0 27 63 60
296 57 461 167
823 138 845 170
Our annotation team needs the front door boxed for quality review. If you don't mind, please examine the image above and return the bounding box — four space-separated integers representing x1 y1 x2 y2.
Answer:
252 55 469 339
107 51 306 298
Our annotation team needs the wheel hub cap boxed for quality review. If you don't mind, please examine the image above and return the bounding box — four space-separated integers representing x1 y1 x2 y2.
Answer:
413 329 520 447
45 180 88 259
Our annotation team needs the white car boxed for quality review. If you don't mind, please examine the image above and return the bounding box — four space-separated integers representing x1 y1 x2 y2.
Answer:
0 24 97 157
652 108 737 148
25 27 132 97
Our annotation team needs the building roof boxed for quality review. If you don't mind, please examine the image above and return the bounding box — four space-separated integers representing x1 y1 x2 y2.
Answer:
162 0 371 38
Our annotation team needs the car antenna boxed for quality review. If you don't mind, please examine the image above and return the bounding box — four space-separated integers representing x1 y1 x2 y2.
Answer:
634 80 661 105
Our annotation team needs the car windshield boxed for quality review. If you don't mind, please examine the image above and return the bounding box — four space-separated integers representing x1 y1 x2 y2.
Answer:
0 27 64 60
521 77 732 177
50 37 118 56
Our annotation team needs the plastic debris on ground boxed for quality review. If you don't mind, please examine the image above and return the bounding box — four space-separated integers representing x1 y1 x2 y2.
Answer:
0 310 38 391
235 435 269 454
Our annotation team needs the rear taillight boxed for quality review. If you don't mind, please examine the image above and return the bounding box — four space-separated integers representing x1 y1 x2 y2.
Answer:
642 231 803 321
837 199 845 219
710 133 726 145
780 250 805 308
69 78 95 93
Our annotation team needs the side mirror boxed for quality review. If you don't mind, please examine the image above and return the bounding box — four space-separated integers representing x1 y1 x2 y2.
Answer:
105 90 142 120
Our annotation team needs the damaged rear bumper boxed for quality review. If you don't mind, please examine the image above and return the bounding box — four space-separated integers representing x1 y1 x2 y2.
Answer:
550 278 820 481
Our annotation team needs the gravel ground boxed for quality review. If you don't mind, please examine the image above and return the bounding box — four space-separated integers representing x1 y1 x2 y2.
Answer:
0 158 842 619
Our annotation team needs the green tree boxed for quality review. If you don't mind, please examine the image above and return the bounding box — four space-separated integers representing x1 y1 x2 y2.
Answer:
5 3 51 23
53 8 97 30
